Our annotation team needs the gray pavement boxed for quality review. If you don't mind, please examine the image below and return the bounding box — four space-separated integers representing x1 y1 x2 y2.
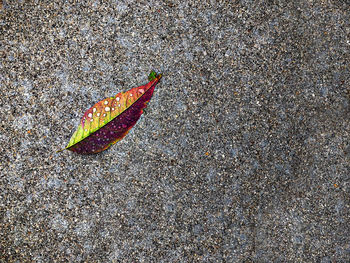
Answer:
1 1 349 262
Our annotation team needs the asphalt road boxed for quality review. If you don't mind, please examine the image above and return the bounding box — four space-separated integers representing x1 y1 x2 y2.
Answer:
1 1 349 262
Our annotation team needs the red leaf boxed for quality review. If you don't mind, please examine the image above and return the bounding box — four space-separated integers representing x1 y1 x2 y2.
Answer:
63 71 161 154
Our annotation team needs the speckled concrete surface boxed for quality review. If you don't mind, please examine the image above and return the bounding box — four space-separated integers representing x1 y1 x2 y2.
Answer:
1 0 350 262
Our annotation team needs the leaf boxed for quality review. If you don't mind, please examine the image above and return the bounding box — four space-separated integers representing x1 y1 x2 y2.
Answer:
63 71 162 154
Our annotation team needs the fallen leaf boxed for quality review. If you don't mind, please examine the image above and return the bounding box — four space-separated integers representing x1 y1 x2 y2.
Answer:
62 71 162 154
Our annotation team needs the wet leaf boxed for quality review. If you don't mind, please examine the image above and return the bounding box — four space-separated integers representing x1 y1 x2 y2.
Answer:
62 71 162 154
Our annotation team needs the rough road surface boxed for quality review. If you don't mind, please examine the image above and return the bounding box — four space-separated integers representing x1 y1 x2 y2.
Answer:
1 1 349 262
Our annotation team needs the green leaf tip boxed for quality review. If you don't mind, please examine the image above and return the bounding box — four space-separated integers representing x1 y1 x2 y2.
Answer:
148 70 161 81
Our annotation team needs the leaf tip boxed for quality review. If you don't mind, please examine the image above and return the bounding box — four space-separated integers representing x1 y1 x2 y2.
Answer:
148 70 162 81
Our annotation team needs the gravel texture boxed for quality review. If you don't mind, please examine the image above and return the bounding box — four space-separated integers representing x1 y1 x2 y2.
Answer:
1 0 350 262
